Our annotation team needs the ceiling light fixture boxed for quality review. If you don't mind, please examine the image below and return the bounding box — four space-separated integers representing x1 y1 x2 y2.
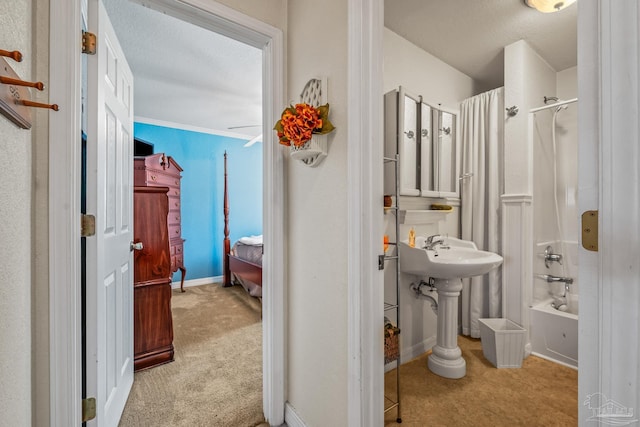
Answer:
524 0 577 13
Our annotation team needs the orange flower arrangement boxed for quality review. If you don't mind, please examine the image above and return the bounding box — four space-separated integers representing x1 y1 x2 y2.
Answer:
274 103 335 147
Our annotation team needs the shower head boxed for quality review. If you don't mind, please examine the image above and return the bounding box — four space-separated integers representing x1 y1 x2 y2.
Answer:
544 96 559 104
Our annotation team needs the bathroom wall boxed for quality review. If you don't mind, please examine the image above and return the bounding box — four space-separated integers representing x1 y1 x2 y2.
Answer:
502 40 556 330
383 27 476 362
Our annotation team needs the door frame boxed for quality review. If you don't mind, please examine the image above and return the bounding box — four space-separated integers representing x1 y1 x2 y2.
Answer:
48 0 285 425
577 0 640 422
346 0 384 425
349 0 640 425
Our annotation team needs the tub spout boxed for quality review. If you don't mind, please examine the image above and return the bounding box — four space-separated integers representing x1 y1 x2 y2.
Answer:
542 274 573 285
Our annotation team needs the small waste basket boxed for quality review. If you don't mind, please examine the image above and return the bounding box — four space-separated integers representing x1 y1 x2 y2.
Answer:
478 318 526 368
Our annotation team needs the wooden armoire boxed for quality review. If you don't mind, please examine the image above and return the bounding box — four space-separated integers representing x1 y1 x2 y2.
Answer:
133 186 174 371
134 153 187 291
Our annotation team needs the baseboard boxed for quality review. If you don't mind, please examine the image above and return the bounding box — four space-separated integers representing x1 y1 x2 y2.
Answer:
384 336 437 372
170 276 222 290
284 402 307 427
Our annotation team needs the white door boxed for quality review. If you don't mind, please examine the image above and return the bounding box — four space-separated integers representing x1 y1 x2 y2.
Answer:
85 1 135 425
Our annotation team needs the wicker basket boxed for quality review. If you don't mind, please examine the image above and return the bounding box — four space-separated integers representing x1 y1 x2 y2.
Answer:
384 322 400 364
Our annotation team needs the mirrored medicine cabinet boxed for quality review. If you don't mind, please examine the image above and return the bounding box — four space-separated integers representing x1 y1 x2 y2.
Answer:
384 86 459 199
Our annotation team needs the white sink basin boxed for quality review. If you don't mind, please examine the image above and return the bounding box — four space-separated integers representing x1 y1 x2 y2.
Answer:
399 237 503 279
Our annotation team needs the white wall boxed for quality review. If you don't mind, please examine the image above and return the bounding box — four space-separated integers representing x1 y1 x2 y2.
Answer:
502 40 557 342
0 1 34 425
382 28 476 361
504 40 557 195
557 66 577 100
384 28 476 111
286 1 349 425
215 0 287 30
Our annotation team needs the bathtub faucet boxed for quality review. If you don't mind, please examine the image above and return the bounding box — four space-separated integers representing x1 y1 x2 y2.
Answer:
544 245 563 268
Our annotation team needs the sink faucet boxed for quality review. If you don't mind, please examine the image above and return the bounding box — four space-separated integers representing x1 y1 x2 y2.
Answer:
424 234 444 250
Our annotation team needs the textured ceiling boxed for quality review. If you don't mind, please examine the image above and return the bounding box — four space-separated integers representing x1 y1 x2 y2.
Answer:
101 1 577 140
103 0 262 139
385 0 577 92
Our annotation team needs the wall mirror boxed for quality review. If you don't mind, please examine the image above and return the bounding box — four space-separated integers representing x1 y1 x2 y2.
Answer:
421 106 458 198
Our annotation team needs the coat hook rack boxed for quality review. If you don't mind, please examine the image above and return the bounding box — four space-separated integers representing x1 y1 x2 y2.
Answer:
0 55 58 130
0 49 23 62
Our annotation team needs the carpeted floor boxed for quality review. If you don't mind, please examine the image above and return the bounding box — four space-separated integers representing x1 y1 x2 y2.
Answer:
119 285 577 426
384 335 578 426
119 283 265 427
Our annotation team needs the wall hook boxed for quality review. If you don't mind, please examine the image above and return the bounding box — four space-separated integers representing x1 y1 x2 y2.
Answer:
506 106 519 117
0 49 23 62
0 75 45 91
19 99 59 111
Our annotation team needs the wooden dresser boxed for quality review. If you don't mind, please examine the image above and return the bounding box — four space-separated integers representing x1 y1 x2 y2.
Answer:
133 186 174 371
134 153 187 291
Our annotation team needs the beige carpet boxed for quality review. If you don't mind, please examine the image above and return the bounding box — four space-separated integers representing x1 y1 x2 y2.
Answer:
385 335 578 426
119 283 265 427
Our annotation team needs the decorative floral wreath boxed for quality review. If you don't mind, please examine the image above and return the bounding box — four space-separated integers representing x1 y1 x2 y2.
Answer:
274 103 335 147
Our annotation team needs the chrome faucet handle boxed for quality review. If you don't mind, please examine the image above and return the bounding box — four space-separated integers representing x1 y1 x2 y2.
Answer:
426 234 442 244
544 245 563 268
424 234 444 250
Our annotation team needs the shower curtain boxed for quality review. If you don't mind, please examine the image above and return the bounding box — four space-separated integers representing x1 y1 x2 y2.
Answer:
460 87 504 338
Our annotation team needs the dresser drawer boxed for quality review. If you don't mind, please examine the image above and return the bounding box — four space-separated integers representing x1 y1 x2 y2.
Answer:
146 171 181 188
169 196 180 211
169 240 183 254
169 224 181 238
172 253 184 269
168 211 181 226
174 242 183 254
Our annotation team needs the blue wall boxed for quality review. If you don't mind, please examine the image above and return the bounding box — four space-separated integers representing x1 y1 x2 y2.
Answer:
134 122 262 281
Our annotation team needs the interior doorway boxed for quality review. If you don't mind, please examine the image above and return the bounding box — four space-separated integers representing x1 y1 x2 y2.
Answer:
48 0 285 425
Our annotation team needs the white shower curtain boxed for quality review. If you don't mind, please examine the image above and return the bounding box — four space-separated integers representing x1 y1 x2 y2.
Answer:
460 87 504 338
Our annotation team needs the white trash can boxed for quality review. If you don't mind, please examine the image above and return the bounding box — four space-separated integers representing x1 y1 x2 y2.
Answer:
478 318 526 368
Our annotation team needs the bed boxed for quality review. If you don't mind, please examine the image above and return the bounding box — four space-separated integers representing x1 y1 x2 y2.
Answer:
222 152 263 298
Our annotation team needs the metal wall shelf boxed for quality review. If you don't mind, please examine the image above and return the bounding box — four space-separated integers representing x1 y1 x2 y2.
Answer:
383 152 402 424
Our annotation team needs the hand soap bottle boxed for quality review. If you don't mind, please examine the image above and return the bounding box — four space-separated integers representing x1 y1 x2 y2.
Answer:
408 227 416 248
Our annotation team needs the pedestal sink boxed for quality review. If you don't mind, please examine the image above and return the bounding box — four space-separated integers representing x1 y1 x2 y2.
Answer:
399 236 503 379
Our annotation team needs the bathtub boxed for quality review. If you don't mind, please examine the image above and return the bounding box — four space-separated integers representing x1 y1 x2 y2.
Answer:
530 300 578 369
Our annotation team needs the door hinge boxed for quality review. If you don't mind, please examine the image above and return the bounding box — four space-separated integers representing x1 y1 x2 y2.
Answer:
82 397 96 422
82 31 97 55
81 214 96 237
581 210 598 252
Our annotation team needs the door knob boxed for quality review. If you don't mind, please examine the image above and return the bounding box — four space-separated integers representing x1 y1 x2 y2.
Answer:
130 241 143 251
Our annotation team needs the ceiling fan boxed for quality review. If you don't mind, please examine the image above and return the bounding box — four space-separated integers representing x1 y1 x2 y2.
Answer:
227 124 261 130
228 124 262 147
